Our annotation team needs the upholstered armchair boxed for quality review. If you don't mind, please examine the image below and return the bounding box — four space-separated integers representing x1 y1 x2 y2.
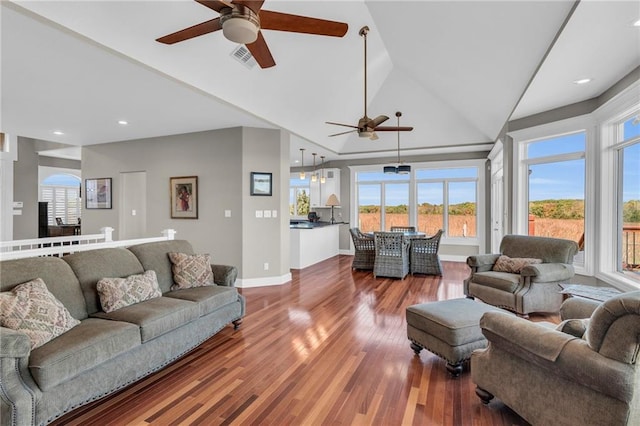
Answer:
464 234 578 315
349 228 376 270
471 291 640 426
373 232 410 279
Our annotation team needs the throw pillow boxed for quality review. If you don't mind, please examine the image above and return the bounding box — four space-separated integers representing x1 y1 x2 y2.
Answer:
492 255 543 273
556 318 589 339
97 270 162 313
168 252 214 290
0 278 80 349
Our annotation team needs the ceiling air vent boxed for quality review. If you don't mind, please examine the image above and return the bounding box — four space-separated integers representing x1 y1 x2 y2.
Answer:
230 45 257 69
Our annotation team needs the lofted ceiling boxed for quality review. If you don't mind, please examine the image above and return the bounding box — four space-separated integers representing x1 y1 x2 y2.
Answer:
1 1 639 165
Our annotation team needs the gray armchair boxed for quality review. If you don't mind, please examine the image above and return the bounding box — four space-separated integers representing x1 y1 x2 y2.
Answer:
472 290 640 426
464 234 578 315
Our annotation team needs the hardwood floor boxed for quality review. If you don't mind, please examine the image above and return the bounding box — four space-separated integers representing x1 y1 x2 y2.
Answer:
52 256 557 425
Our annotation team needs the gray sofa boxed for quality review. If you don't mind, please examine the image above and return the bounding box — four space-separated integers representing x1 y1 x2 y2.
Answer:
0 240 245 426
464 234 578 315
472 291 640 425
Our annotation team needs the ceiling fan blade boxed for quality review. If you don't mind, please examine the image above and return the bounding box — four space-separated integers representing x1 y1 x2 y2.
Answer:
195 0 233 13
367 115 389 128
246 31 276 68
329 130 357 137
232 0 265 14
156 18 222 44
372 126 414 132
326 121 358 129
260 10 348 37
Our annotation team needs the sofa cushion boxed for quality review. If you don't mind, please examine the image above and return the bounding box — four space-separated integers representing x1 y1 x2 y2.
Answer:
165 285 239 317
471 271 521 293
127 240 196 293
0 278 80 349
63 248 145 315
92 297 199 343
168 252 214 290
28 317 140 390
97 270 162 313
492 255 542 273
0 256 88 320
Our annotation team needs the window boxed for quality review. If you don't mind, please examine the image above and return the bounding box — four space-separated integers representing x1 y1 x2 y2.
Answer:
617 115 640 282
416 167 478 238
40 174 81 225
290 176 310 217
519 132 586 265
353 164 481 240
356 172 409 232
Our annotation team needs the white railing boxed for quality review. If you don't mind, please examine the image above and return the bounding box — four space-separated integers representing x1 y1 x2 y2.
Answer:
0 227 115 252
0 229 176 261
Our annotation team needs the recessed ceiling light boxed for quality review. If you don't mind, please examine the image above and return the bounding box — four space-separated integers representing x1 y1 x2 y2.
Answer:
633 18 640 27
118 120 128 125
573 78 592 85
52 130 64 135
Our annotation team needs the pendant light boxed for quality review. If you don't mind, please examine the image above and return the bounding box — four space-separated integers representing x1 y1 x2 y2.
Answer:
384 112 411 174
311 153 318 182
299 148 306 179
320 155 326 184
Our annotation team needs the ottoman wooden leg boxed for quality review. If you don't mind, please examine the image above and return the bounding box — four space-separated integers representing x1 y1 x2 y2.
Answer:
475 386 494 404
446 362 463 377
410 341 423 355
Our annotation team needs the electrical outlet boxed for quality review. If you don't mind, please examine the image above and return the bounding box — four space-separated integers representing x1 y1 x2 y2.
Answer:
263 262 269 270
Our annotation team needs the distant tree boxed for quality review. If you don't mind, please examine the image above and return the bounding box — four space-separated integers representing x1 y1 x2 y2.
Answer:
623 200 640 223
296 190 309 215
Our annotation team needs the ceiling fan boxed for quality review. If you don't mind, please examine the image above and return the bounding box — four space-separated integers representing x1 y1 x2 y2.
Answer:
156 0 348 69
326 26 413 140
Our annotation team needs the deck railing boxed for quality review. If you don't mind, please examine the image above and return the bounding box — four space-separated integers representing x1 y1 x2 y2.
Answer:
0 229 176 261
623 224 640 271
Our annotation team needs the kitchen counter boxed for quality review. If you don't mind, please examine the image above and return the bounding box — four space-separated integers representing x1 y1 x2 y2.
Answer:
290 222 340 269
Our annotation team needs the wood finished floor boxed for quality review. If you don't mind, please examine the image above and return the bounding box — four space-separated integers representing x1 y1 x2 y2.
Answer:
52 256 558 425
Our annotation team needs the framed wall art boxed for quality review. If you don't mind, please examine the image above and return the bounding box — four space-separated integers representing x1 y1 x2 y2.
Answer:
170 176 198 219
85 177 112 209
250 172 272 196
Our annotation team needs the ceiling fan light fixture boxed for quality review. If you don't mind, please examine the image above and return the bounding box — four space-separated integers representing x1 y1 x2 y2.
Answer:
397 164 411 174
222 17 259 44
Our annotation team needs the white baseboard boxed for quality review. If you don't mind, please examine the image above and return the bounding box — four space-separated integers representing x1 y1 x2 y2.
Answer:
236 272 292 288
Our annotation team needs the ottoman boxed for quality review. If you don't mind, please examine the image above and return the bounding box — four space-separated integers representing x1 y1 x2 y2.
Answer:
406 298 505 376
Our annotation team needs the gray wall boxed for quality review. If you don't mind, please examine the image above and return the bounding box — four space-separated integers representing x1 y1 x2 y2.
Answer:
13 137 39 239
82 127 289 280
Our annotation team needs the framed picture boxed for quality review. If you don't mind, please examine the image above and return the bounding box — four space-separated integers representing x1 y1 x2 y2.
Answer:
85 178 112 209
250 172 272 196
170 176 198 219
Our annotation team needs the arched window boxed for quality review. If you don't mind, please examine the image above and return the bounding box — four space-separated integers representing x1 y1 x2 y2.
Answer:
40 174 81 225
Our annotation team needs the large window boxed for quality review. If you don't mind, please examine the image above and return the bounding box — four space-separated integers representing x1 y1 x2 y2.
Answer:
40 174 81 225
617 115 640 282
518 132 586 267
416 168 478 238
354 164 481 240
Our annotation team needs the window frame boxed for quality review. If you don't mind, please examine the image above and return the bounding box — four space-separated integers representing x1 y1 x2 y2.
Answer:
510 116 595 277
594 82 640 290
349 159 485 247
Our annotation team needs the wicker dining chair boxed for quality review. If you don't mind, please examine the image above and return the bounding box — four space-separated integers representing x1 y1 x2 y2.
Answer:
373 232 410 279
390 226 416 233
349 228 376 270
410 229 444 276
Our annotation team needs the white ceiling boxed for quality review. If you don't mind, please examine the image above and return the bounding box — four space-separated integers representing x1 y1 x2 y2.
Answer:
2 1 639 165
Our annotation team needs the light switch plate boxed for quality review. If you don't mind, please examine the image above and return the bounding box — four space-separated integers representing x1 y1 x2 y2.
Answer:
272 210 277 218
255 210 263 218
264 210 271 218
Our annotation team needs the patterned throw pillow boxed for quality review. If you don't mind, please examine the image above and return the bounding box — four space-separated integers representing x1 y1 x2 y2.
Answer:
492 255 543 273
0 278 80 349
168 252 214 291
97 270 162 313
